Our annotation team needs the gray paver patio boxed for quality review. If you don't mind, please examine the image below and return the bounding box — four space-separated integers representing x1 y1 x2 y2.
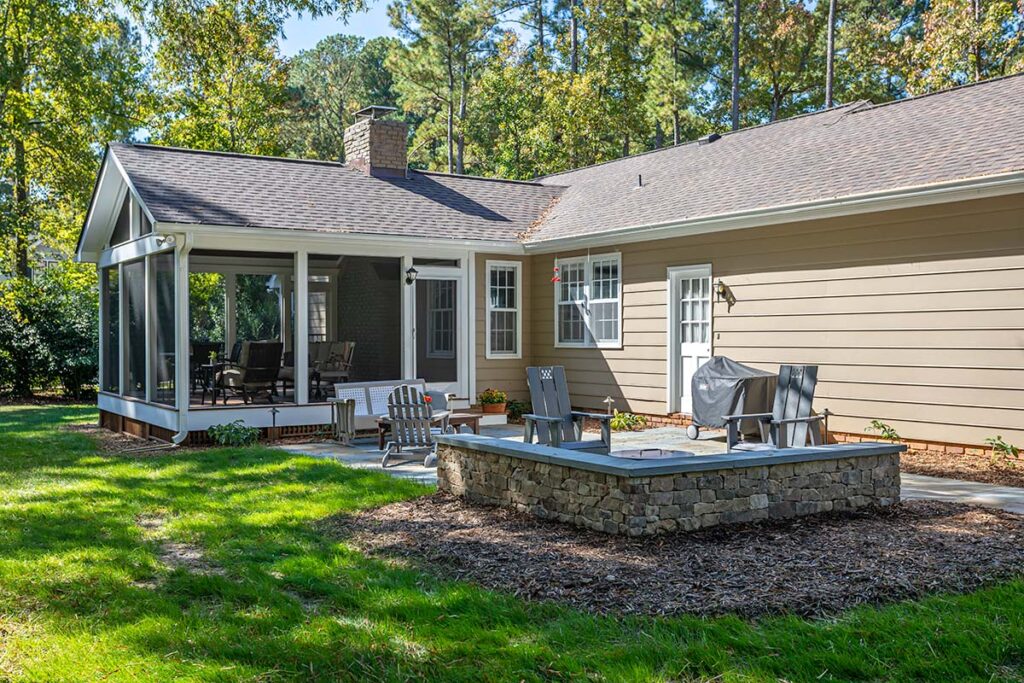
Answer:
276 426 737 485
275 427 1024 514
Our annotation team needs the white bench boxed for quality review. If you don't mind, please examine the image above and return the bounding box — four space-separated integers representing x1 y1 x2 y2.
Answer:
328 379 455 440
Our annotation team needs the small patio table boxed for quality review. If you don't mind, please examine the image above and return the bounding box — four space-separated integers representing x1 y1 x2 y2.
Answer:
199 362 224 405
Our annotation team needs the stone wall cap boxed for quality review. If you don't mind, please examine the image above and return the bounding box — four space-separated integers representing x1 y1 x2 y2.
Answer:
435 435 906 477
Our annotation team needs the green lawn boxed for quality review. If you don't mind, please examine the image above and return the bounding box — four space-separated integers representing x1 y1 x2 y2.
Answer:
1 405 1023 682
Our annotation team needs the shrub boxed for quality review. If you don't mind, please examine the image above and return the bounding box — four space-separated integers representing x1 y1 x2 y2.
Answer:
610 410 646 432
505 399 529 421
207 420 261 447
865 420 900 441
985 436 1020 467
477 388 508 405
0 266 98 398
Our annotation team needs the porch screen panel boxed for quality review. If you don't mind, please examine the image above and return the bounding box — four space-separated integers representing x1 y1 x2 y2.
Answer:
152 252 176 405
123 260 146 399
101 267 119 392
237 274 281 341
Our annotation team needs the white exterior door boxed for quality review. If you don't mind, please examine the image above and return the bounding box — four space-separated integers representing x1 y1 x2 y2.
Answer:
403 260 470 399
669 265 712 414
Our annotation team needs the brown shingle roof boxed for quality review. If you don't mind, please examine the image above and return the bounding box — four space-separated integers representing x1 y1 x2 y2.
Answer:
109 74 1024 247
530 73 1024 242
110 143 563 243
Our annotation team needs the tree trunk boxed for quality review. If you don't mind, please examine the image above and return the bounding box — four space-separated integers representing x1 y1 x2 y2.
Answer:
825 0 836 107
972 0 982 81
13 130 29 280
446 56 455 174
730 0 740 131
570 0 579 74
654 121 664 149
537 0 545 62
456 71 467 174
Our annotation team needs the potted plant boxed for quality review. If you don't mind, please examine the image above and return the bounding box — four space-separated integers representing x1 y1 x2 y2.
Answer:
478 388 508 415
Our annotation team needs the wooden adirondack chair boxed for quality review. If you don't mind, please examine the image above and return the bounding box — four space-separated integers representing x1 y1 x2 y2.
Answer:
381 384 452 468
523 366 613 454
724 365 826 451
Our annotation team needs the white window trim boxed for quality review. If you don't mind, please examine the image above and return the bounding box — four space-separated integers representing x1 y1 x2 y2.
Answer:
485 260 523 360
553 252 622 349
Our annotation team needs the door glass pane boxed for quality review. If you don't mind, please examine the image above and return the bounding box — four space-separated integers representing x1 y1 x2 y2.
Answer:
416 279 458 383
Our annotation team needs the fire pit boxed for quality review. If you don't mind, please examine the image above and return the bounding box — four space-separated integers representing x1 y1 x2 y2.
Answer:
436 434 905 536
610 448 694 460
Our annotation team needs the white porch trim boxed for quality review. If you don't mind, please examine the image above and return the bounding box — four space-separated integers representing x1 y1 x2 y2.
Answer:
294 250 309 404
159 222 523 255
186 403 333 431
99 393 179 432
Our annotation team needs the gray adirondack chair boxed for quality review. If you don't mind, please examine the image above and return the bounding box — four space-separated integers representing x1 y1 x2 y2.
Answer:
381 384 452 468
523 366 612 454
724 365 825 451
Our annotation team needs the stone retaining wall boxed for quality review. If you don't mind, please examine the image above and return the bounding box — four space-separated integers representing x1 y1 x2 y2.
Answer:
437 442 901 536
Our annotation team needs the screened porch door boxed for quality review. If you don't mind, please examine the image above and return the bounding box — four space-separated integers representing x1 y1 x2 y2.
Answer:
413 276 462 396
670 265 713 414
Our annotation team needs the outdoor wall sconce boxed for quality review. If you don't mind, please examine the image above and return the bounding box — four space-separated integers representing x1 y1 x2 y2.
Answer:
405 266 418 285
715 279 737 310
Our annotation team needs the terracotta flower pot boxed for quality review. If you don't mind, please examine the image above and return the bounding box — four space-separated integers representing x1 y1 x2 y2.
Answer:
481 402 506 414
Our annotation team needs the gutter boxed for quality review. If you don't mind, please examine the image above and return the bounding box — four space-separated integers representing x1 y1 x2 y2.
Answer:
522 170 1024 253
159 222 525 254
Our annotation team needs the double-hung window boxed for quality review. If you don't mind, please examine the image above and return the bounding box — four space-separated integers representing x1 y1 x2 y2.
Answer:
486 260 521 358
554 252 622 348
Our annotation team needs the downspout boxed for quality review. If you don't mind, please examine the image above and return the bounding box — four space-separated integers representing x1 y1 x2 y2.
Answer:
172 232 194 444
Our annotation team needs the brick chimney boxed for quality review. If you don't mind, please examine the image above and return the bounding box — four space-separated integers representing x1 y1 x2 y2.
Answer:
343 105 408 178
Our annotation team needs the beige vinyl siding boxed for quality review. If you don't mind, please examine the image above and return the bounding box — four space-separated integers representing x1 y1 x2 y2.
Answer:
528 194 1024 446
474 253 532 401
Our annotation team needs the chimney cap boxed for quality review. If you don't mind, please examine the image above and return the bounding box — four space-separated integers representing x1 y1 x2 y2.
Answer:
353 105 398 121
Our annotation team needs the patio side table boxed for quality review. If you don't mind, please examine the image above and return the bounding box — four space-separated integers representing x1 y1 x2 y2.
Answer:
199 362 224 405
447 413 482 435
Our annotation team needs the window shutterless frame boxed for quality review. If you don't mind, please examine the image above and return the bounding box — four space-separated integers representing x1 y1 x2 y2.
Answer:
485 260 522 359
553 252 622 349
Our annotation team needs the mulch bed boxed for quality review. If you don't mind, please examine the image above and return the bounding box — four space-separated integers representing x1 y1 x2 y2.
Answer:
61 423 164 455
902 450 1024 488
328 494 1024 618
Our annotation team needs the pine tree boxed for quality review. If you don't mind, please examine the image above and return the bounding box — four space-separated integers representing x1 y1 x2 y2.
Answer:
388 0 499 173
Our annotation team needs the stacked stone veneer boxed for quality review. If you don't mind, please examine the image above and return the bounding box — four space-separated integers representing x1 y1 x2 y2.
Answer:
437 441 901 536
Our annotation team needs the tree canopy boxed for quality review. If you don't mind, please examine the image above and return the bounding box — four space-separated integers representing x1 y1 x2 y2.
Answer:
1 0 1022 271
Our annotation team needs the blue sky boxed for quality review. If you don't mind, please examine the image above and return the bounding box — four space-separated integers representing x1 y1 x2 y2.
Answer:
280 4 397 56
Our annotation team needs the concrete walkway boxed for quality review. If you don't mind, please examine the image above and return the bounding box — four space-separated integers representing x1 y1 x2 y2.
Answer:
275 429 1024 515
900 473 1024 514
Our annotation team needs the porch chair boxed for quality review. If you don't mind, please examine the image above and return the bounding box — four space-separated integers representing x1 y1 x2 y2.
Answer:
316 341 355 385
381 384 453 468
724 364 825 451
523 366 612 454
217 341 283 404
280 341 355 399
220 341 243 368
